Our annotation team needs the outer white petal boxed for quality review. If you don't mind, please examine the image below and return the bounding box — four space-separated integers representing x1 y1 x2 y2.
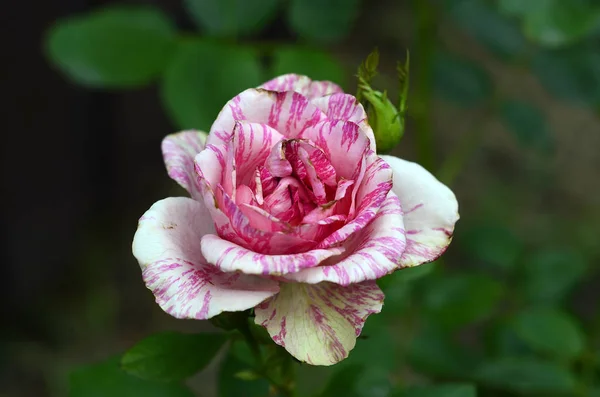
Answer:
162 130 207 200
132 197 279 319
380 155 459 267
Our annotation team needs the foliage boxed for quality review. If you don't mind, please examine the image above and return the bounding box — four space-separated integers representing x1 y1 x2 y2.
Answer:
45 0 600 396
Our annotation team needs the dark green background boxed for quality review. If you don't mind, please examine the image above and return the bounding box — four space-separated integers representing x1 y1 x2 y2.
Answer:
3 0 600 396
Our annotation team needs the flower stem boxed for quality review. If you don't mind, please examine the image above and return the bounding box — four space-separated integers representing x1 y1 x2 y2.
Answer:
412 0 436 172
236 319 296 396
437 122 486 186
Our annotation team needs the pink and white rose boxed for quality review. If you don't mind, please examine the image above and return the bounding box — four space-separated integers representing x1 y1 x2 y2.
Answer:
132 74 459 365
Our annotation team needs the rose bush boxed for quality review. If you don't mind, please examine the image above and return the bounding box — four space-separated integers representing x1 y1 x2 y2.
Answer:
132 74 459 365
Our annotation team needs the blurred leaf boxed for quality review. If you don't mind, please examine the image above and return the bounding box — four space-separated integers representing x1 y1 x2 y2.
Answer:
475 357 577 394
324 316 395 396
288 0 360 43
69 356 194 397
510 307 585 360
347 315 396 371
379 277 412 316
497 0 543 16
533 43 600 106
423 274 503 328
448 0 527 59
353 368 393 397
393 383 477 397
234 370 261 381
461 224 523 270
271 47 345 85
184 0 279 37
408 321 479 377
218 347 269 397
378 261 437 290
121 331 227 381
489 322 535 357
46 5 176 88
433 51 493 106
504 0 600 48
591 387 600 397
521 248 588 303
317 364 364 397
162 39 264 130
499 99 552 151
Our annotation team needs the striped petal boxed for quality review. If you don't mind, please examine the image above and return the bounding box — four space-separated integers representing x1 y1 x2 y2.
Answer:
132 197 279 319
311 93 376 151
201 234 344 276
230 122 285 186
317 151 393 249
162 130 207 200
208 89 327 146
260 74 343 99
254 281 384 365
381 155 459 267
284 194 406 285
300 120 370 180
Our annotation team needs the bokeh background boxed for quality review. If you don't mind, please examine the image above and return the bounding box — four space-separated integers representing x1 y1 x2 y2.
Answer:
3 0 600 396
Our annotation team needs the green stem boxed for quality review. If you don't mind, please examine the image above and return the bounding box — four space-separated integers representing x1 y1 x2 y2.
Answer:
412 0 436 171
237 319 263 364
237 320 296 397
437 121 486 186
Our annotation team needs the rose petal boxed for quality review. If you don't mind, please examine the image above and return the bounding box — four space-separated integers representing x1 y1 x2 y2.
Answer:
215 184 315 254
311 93 376 150
265 140 293 178
260 74 343 99
254 281 384 365
380 155 460 267
300 120 370 180
284 194 406 285
208 89 327 146
132 197 279 319
231 122 285 186
201 234 344 276
317 151 393 248
162 130 207 200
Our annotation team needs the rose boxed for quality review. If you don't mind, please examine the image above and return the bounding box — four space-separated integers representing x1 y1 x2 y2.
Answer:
132 74 459 365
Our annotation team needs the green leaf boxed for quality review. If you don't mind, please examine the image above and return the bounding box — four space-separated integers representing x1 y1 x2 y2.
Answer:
448 0 527 59
521 248 588 303
510 307 585 360
358 48 380 84
218 346 269 397
423 274 503 328
184 0 279 37
499 99 552 151
408 321 479 377
497 0 542 17
378 261 437 290
533 43 600 106
121 331 227 382
393 383 477 397
590 387 600 397
162 39 264 130
460 224 523 270
522 0 600 48
433 51 493 106
489 322 535 357
288 0 360 43
317 364 364 397
271 47 346 85
46 5 176 88
475 357 577 394
69 356 195 397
